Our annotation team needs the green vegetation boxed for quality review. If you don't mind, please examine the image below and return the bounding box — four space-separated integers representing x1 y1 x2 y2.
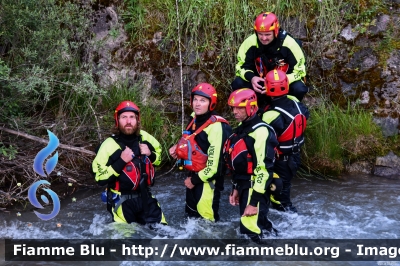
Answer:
302 101 387 175
121 0 388 79
0 142 17 160
0 0 102 134
0 0 102 206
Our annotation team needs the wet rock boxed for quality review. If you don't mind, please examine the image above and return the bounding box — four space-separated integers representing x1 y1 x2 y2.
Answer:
282 17 307 40
368 15 391 36
380 80 400 100
373 117 399 137
372 87 381 102
340 80 356 96
360 52 378 71
152 32 163 44
308 66 322 79
381 67 395 81
184 51 198 66
345 48 378 73
374 166 400 179
359 91 370 104
340 24 359 41
374 151 400 178
195 71 207 84
92 7 119 39
89 6 130 88
355 36 371 48
346 161 373 174
319 58 334 71
387 50 400 76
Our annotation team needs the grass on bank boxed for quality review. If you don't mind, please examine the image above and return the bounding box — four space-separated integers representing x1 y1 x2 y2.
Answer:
302 100 387 176
121 0 387 83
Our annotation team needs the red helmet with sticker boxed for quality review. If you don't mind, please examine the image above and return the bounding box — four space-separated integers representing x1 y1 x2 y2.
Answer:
265 69 289 97
114 100 140 127
227 89 258 117
254 12 280 37
190 83 218 111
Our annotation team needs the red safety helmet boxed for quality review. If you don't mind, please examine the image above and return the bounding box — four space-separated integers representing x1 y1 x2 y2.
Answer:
265 69 289 97
254 12 280 37
190 83 218 111
227 89 258 117
114 100 140 127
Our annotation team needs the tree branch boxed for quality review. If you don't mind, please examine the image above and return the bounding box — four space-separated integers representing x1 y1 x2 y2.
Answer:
0 126 96 156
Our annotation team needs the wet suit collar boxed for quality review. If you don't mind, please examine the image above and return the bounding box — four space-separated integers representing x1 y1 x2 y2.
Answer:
271 95 289 104
235 114 262 134
191 111 217 130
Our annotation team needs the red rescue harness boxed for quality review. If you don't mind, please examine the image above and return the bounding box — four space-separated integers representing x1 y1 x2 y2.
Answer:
273 101 307 154
255 57 289 78
111 136 155 192
224 122 276 175
176 115 229 172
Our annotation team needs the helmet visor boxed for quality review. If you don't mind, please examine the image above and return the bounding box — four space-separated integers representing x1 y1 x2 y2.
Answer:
192 91 211 99
117 107 139 116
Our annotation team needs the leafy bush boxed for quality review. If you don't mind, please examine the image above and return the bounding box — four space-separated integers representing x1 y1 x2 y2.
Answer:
0 0 104 123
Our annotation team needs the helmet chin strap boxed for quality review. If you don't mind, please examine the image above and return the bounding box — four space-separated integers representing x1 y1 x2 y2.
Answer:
244 106 257 122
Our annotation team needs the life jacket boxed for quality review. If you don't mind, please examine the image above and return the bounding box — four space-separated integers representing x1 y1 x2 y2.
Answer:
223 122 276 177
255 57 289 78
272 100 307 155
176 115 229 172
109 136 155 193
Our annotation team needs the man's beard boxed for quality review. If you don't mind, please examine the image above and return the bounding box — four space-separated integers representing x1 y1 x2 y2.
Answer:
119 123 138 135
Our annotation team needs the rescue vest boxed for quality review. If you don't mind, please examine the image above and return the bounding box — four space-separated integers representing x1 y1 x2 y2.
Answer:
255 56 289 78
109 136 155 193
224 122 276 177
272 100 307 154
176 115 229 172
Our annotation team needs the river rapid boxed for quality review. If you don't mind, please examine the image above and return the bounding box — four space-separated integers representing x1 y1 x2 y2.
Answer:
1 172 399 266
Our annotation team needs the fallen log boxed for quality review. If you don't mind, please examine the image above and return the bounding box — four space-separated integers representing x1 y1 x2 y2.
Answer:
0 126 96 156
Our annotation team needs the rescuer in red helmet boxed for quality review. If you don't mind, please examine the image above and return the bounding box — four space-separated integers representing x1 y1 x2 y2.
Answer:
169 83 232 222
262 70 310 213
225 88 281 243
231 12 309 109
92 100 167 225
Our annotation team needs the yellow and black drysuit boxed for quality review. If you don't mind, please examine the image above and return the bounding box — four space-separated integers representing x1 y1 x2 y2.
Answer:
225 115 279 241
231 30 308 107
92 131 167 224
183 111 232 222
262 95 309 213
